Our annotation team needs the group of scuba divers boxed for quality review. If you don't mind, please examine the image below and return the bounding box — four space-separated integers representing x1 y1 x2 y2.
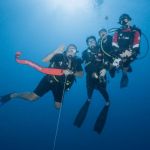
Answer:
0 14 142 133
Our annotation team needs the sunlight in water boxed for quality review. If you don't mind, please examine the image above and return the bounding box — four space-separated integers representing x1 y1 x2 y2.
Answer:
47 0 94 14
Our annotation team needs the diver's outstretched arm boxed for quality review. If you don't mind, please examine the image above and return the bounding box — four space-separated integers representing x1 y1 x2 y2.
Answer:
42 45 65 62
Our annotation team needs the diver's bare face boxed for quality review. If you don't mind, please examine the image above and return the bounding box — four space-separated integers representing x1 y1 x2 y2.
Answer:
66 46 77 58
88 39 97 49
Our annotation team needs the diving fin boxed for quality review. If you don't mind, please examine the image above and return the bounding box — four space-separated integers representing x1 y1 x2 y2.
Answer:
0 93 13 106
74 100 90 128
94 105 110 134
120 74 128 88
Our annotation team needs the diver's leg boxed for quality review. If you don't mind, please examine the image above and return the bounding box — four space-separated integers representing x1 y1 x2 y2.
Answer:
120 67 129 88
97 83 110 106
109 63 116 78
11 92 39 101
87 86 94 102
16 76 52 101
0 76 51 106
55 102 62 109
52 84 64 109
0 92 39 106
86 75 94 102
120 59 132 88
12 75 51 101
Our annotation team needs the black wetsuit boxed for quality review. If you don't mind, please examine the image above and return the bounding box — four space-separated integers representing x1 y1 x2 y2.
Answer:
34 54 83 103
82 47 109 102
112 26 141 70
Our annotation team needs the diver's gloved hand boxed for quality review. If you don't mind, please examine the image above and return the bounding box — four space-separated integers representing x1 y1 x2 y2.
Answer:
92 72 99 79
99 69 106 77
112 58 122 68
63 69 74 76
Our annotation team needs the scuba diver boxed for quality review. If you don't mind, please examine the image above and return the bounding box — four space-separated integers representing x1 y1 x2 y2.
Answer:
74 36 110 128
98 28 116 78
0 44 83 109
82 36 110 105
112 14 141 88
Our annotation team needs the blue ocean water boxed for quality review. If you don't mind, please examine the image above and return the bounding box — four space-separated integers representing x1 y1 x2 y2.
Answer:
0 0 150 150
